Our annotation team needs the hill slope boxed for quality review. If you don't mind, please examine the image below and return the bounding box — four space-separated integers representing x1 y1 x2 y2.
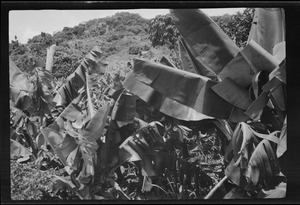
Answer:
9 12 173 78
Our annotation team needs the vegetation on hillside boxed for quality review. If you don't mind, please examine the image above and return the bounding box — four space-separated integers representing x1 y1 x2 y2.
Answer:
9 8 286 201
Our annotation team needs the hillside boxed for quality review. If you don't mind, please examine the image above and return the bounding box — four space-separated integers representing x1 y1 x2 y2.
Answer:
9 12 173 78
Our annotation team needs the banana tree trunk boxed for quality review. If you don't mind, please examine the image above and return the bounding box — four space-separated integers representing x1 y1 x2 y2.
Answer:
45 44 57 73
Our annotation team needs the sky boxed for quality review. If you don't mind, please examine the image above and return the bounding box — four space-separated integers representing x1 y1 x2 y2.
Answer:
9 8 246 44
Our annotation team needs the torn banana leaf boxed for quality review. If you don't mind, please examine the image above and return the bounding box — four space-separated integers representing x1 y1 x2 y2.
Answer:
178 37 216 78
170 9 239 75
54 46 107 107
10 139 32 161
257 182 286 198
123 70 212 121
245 139 281 191
247 8 285 55
125 58 248 121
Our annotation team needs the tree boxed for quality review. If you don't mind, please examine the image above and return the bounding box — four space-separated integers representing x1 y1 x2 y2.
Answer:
149 14 180 49
211 8 255 48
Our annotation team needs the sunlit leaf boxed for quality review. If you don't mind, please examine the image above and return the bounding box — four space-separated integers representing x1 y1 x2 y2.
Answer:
247 8 285 55
10 139 32 161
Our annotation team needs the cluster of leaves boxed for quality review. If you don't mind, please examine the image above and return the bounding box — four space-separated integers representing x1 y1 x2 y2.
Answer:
10 160 79 200
149 14 180 49
9 8 286 201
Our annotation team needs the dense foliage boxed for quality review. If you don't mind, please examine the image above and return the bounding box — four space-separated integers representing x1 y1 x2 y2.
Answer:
211 8 255 48
9 8 286 201
149 14 180 49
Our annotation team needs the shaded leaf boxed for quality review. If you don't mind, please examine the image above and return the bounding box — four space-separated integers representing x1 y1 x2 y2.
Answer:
177 37 216 78
257 182 286 198
54 46 107 107
223 186 251 199
245 139 281 191
276 116 286 158
170 9 239 75
125 58 248 121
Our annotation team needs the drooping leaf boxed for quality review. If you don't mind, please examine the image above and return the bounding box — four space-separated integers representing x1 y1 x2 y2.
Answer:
41 127 78 166
111 91 136 123
245 139 281 191
124 58 249 121
9 58 34 92
10 139 32 161
257 182 286 198
82 101 112 141
247 8 285 55
211 77 253 110
53 46 107 107
177 37 216 78
276 116 286 158
170 9 240 75
123 70 212 121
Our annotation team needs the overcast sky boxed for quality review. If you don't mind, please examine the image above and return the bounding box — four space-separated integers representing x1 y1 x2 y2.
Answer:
9 8 246 44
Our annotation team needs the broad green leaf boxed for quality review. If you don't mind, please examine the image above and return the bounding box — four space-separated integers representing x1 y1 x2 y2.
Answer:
9 58 34 92
177 38 216 78
170 9 239 75
245 139 280 191
54 46 107 107
82 101 112 140
126 58 249 121
123 70 212 121
276 116 286 158
41 127 78 165
241 40 280 73
10 139 32 160
111 91 136 123
257 182 286 198
211 77 253 110
247 8 285 55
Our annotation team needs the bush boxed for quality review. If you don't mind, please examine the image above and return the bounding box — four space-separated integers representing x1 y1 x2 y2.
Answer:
107 34 119 42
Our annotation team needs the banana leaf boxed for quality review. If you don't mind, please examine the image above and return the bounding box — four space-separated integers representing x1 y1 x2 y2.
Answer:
178 37 216 78
276 116 287 158
241 40 280 73
82 101 112 141
111 91 136 122
257 182 286 198
245 139 281 191
9 58 34 92
211 77 253 110
159 56 177 68
53 46 107 107
10 139 32 162
247 8 285 55
9 58 34 111
41 126 78 166
123 70 212 121
125 58 249 121
170 9 239 75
